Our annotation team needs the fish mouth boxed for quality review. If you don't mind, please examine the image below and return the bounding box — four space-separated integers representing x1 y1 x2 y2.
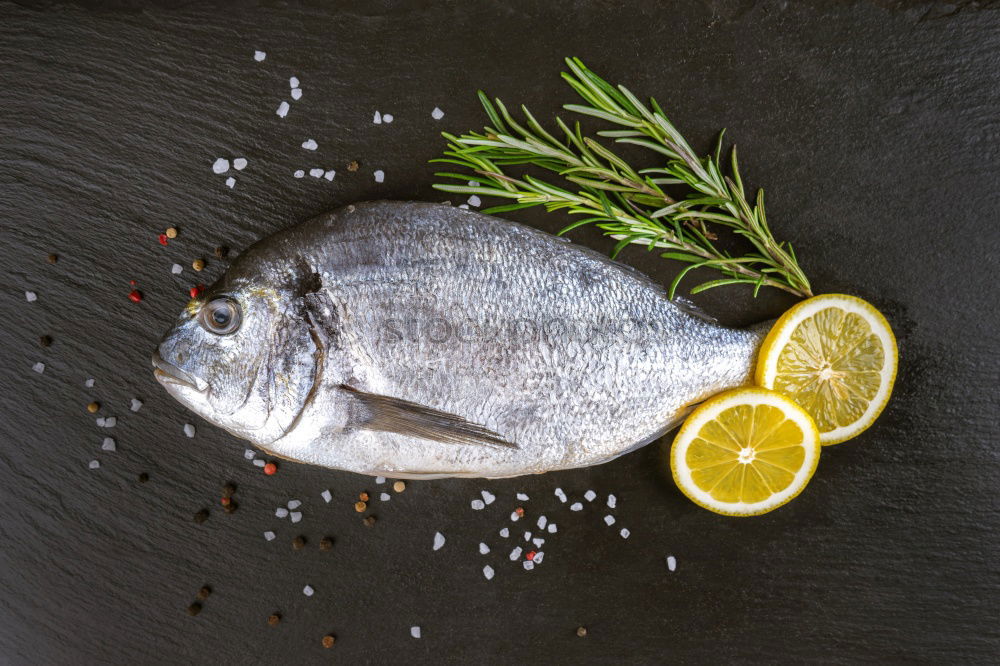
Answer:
152 351 207 392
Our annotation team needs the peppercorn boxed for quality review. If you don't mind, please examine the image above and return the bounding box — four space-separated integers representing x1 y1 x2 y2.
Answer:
38 335 52 347
354 501 367 513
393 481 406 493
187 603 202 616
267 613 281 626
319 537 333 551
128 289 142 303
87 402 100 413
576 626 587 637
263 462 277 476
359 491 369 502
138 472 149 483
363 516 376 527
165 227 178 239
214 246 228 258
292 536 306 550
193 509 209 523
192 258 205 272
220 496 231 507
158 233 169 246
189 285 204 299
222 483 236 497
347 160 360 172
223 501 237 514
322 634 336 648
196 586 211 601
47 253 58 264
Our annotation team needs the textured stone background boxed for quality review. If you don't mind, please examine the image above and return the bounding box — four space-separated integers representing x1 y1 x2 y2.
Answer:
1 1 998 663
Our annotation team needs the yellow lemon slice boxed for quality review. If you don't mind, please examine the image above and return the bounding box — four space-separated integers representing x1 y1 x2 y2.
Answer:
670 388 821 516
755 294 898 445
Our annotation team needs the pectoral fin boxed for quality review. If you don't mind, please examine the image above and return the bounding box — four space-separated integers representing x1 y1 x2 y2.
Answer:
340 385 518 450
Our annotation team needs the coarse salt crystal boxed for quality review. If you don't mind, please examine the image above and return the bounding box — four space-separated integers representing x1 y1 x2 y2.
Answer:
532 538 545 548
483 565 494 580
244 449 256 459
323 170 335 181
431 106 444 120
103 417 117 428
537 515 547 529
620 528 631 539
570 502 583 512
303 585 314 597
481 490 495 505
253 459 266 467
509 511 520 522
458 204 470 210
309 168 323 178
88 459 100 469
467 195 481 207
32 362 45 374
547 523 557 533
523 560 535 571
584 490 596 501
85 378 95 387
479 542 490 555
533 551 545 564
253 50 266 61
233 157 247 170
509 546 522 560
604 514 616 526
302 139 318 150
289 511 302 523
554 488 567 502
290 88 302 100
516 493 529 501
523 531 531 542
667 555 677 571
433 532 446 551
96 417 106 427
321 489 332 502
380 492 390 501
293 170 305 178
225 177 235 188
383 113 394 123
376 476 386 484
171 264 183 274
212 158 229 174
373 170 385 183
289 76 299 88
130 399 142 412
25 291 37 302
276 101 289 118
287 499 302 510
607 494 617 508
410 626 421 639
499 528 509 538
264 530 276 541
275 507 288 518
101 437 115 451
470 499 485 510
183 423 195 438
373 110 382 124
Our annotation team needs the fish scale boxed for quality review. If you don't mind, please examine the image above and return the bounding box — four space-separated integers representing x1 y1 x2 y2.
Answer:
154 201 767 478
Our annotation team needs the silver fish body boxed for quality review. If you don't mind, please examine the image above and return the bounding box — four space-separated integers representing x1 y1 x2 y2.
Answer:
153 201 766 478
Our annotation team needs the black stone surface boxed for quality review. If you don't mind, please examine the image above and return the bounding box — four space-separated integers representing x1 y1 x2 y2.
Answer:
2 1 998 664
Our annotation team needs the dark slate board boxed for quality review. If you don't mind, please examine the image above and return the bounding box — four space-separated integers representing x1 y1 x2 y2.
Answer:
2 1 998 664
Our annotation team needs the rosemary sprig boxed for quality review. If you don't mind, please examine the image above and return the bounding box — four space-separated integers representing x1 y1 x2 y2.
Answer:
432 57 812 299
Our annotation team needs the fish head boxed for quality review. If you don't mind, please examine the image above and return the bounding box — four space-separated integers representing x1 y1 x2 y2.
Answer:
153 275 319 445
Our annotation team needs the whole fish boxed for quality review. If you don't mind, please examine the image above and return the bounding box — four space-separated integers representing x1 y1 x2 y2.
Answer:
153 201 767 478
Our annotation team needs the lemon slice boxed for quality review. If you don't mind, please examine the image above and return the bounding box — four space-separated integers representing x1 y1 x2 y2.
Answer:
670 388 821 516
756 294 897 445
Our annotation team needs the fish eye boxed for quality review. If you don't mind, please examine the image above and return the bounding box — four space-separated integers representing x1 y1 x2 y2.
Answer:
199 297 241 335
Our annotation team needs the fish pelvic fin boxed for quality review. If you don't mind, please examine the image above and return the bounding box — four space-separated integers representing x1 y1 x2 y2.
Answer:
339 385 518 450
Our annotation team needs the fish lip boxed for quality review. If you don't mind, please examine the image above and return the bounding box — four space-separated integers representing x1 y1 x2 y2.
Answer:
152 351 207 392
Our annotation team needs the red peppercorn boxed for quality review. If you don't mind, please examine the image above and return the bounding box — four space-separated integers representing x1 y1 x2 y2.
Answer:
526 550 536 561
128 290 142 303
158 233 169 246
515 507 525 517
189 284 204 299
220 497 231 506
263 462 277 476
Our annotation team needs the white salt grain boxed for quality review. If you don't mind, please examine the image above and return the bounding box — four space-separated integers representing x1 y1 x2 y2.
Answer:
509 546 522 560
103 417 117 428
171 264 183 275
620 528 631 539
467 195 481 207
264 530 276 541
289 76 300 88
470 499 485 510
380 492 390 501
85 378 95 388
373 170 385 183
254 50 266 62
376 476 386 484
584 490 596 502
373 110 382 124
290 88 302 100
547 523 557 533
303 585 314 597
532 538 545 548
88 459 100 469
290 511 302 523
212 158 229 174
95 417 106 427
481 490 496 505
275 507 289 518
293 170 305 178
323 170 335 181
233 157 247 170
431 106 444 120
244 449 256 459
537 515 547 529
516 493 529 501
570 502 583 512
533 551 545 564
523 560 535 571
499 528 509 538
225 177 236 188
483 565 494 580
383 113 394 123
309 168 323 178
183 423 195 438
433 532 446 551
302 139 318 150
554 488 567 502
32 362 45 374
287 499 302 510
253 459 266 467
276 101 290 118
410 626 421 639
523 531 531 542
479 542 490 555
25 291 37 302
667 555 677 572
509 511 520 522
321 489 332 502
130 399 142 412
607 494 617 508
101 437 115 451
458 204 470 210
604 514 616 526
